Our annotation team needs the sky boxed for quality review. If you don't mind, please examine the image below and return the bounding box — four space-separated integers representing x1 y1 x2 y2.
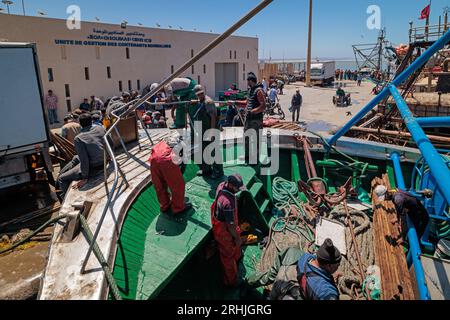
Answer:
1 0 449 59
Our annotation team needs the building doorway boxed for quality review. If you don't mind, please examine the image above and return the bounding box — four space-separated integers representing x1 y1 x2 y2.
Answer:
215 63 238 98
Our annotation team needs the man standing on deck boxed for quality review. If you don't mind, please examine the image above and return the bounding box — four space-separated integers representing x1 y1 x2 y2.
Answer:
149 138 192 215
56 113 106 199
211 174 246 287
244 72 266 166
190 85 224 179
247 239 342 300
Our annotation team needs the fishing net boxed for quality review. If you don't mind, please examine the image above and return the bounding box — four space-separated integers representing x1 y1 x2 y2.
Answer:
258 203 374 300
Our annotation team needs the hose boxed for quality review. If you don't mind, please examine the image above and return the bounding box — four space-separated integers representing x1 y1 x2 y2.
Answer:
273 177 298 204
0 214 68 255
272 177 314 242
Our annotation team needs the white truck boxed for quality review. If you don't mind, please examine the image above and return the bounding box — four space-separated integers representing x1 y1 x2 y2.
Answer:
0 42 53 190
310 61 336 86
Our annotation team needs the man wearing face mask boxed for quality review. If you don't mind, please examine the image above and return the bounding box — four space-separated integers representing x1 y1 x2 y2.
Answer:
211 174 246 287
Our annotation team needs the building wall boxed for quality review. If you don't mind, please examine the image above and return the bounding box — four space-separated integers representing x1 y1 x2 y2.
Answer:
0 15 258 120
258 63 278 81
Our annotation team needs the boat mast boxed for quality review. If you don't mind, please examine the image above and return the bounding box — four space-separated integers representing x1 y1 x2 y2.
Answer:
306 0 313 87
377 29 385 72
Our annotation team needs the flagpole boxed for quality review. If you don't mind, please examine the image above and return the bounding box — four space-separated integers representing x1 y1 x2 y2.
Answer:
425 0 431 41
444 6 449 32
305 0 313 87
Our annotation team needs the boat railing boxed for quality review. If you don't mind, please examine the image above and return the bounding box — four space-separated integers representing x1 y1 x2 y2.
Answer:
330 29 450 300
410 22 450 43
75 0 275 298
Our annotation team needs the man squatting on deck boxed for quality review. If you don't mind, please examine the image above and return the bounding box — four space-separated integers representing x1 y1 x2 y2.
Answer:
247 239 343 300
56 113 106 198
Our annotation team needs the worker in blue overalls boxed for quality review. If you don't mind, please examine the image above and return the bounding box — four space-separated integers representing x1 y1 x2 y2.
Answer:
247 239 342 300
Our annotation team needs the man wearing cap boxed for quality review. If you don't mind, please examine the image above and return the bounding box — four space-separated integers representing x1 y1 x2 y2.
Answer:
190 84 224 178
247 239 342 300
245 72 266 165
90 96 104 111
61 114 81 144
152 111 167 128
121 92 131 103
91 112 103 127
149 138 192 216
374 185 430 240
141 82 159 98
211 174 246 287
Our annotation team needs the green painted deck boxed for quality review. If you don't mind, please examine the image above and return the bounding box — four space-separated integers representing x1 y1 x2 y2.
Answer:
157 242 264 300
112 143 393 300
112 162 268 300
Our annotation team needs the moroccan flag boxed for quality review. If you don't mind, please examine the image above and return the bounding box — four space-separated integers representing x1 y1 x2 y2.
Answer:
419 4 431 20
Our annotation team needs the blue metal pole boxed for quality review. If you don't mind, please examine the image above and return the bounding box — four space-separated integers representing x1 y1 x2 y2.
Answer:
390 151 431 300
328 29 450 146
390 152 406 190
405 215 430 300
390 85 450 206
416 117 450 128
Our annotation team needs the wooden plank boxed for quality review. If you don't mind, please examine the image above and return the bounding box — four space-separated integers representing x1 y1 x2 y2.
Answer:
371 177 416 300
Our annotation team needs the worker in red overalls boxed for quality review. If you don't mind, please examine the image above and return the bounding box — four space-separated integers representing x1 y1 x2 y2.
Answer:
211 174 246 287
149 139 191 215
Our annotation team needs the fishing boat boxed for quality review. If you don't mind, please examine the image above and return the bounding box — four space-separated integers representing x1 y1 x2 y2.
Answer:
36 126 415 300
37 1 450 301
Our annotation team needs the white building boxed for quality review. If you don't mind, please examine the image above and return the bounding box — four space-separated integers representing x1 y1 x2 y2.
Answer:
0 14 258 120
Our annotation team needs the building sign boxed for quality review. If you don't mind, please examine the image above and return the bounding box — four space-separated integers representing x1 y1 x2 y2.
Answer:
55 28 171 48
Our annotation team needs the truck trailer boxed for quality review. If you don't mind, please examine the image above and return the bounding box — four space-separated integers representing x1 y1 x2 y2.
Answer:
0 42 53 190
310 61 336 86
